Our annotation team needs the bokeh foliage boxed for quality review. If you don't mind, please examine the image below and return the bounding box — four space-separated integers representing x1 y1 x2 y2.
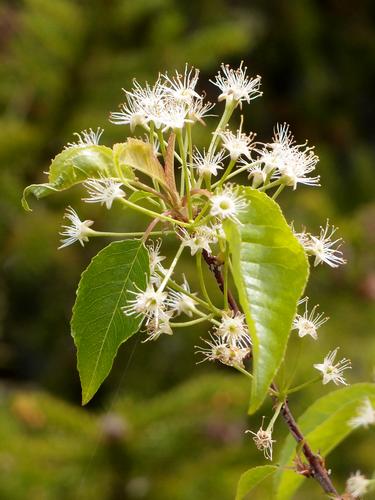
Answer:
0 0 374 498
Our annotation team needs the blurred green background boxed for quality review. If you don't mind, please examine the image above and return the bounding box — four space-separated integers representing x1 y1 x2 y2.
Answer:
0 0 374 498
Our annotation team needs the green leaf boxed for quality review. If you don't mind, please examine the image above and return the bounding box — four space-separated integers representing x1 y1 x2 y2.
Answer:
275 383 375 499
22 144 134 211
224 187 309 414
236 465 278 500
114 139 168 189
71 240 149 405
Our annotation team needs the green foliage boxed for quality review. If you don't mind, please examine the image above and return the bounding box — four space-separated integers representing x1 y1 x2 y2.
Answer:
236 465 278 500
225 187 309 413
275 384 375 499
71 240 150 404
22 144 135 210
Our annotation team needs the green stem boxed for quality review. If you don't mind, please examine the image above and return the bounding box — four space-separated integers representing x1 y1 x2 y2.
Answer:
216 158 236 188
234 365 253 379
170 314 213 328
90 230 174 238
272 184 285 200
177 129 193 219
208 100 236 156
157 128 167 158
159 243 185 292
212 160 259 188
286 376 321 395
223 244 229 310
163 276 220 315
119 198 190 228
258 179 282 192
266 401 284 432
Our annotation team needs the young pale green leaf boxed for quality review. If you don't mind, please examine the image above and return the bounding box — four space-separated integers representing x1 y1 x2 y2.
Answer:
71 240 149 405
275 383 375 500
113 139 168 189
22 144 135 211
236 465 278 500
224 187 309 414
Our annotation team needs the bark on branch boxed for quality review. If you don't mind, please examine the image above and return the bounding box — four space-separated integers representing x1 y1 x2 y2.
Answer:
202 250 341 499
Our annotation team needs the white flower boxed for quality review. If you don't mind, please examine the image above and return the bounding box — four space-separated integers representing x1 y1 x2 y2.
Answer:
214 312 251 348
167 276 197 317
195 335 250 368
246 163 268 188
180 226 218 256
257 123 320 189
349 398 375 429
122 283 167 326
161 65 201 104
218 128 256 161
109 94 148 131
188 98 215 124
292 298 328 340
210 62 262 105
82 178 125 209
346 471 370 498
246 420 276 461
159 99 192 131
210 185 247 224
305 221 346 268
314 348 351 385
123 79 166 129
147 240 166 275
66 127 104 148
290 223 310 248
191 148 225 176
143 310 173 342
58 207 94 249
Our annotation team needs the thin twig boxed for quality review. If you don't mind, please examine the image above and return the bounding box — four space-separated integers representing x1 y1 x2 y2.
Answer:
202 252 341 498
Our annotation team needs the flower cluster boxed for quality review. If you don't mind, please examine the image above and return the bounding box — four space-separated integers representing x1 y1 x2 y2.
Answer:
39 62 366 493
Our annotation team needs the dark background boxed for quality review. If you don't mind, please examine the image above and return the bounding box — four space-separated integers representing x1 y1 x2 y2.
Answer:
0 1 374 498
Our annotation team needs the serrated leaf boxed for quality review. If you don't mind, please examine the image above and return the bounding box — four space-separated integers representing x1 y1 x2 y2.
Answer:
114 139 167 189
224 187 309 414
236 465 278 500
71 240 149 405
275 383 375 499
22 144 134 211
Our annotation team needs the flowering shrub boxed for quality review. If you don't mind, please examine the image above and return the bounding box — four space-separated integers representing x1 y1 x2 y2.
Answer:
23 64 374 499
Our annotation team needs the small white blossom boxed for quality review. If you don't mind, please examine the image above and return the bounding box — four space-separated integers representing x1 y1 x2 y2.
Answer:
219 128 256 161
109 94 148 131
349 398 375 429
143 310 173 342
246 419 276 461
195 335 250 368
346 471 370 498
258 123 320 189
82 178 125 209
210 62 262 106
191 148 225 177
167 276 197 317
58 207 94 249
214 312 251 348
66 127 104 148
188 98 215 124
122 283 167 326
305 221 346 268
180 226 218 256
161 65 201 104
147 240 166 276
292 298 328 340
314 348 351 385
210 185 247 224
246 163 268 188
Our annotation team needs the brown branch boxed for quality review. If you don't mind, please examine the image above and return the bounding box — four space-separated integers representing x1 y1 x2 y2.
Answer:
202 250 239 314
202 252 341 499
